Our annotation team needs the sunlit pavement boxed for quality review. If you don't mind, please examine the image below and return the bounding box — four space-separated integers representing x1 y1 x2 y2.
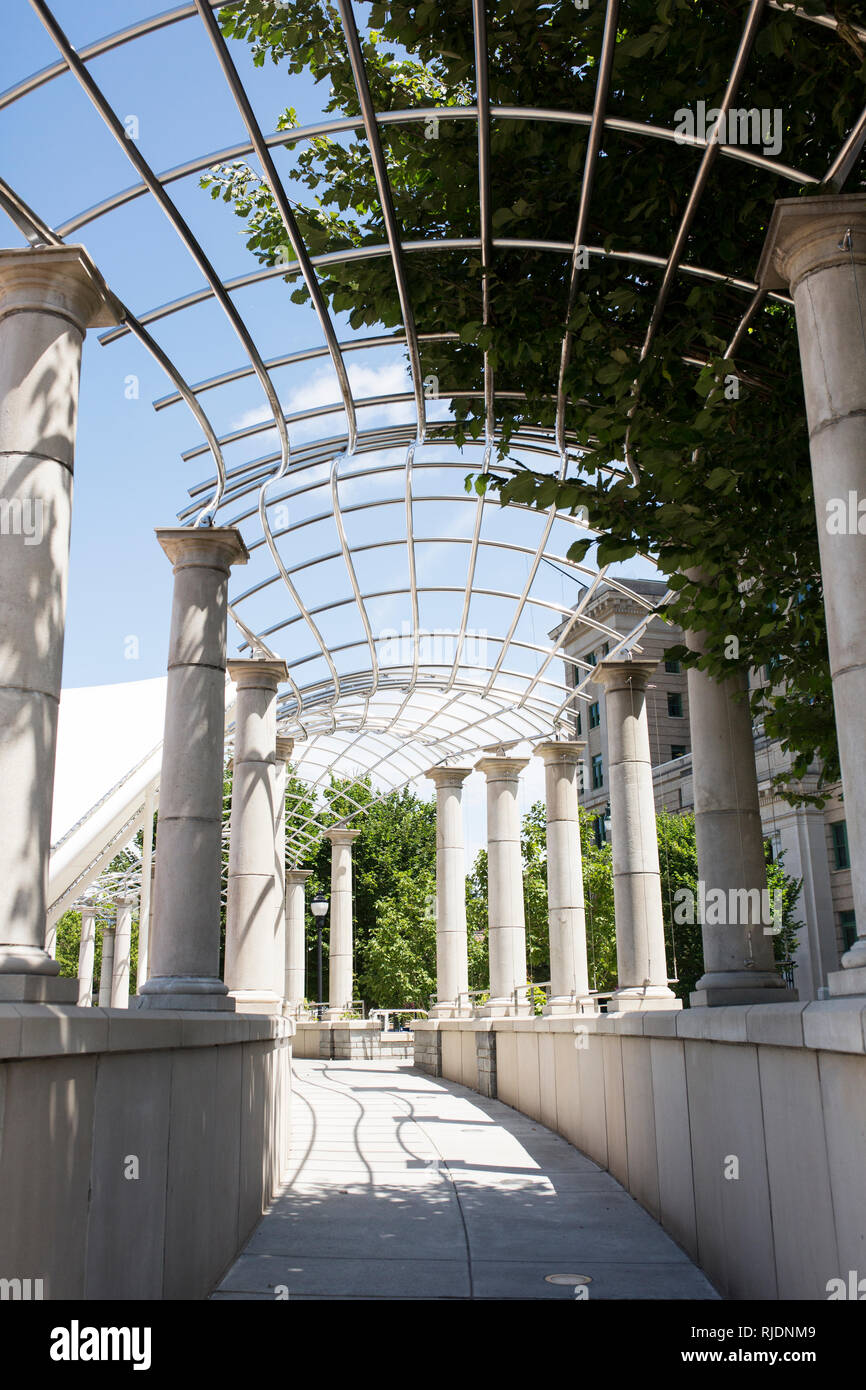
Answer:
212 1059 719 1301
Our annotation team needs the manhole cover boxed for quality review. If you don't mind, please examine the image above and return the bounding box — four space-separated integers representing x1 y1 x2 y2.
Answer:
544 1274 592 1286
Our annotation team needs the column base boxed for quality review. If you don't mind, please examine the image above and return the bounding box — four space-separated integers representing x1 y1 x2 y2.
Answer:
135 976 236 1012
690 986 798 1007
323 1006 354 1020
542 995 598 1017
228 990 285 1016
474 998 532 1018
610 986 682 1014
428 1001 474 1019
0 944 62 976
840 938 866 971
827 966 866 999
690 969 795 1007
0 974 79 1003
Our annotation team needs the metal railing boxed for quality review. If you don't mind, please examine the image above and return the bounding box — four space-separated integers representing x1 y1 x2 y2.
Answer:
368 1008 428 1034
511 981 551 1015
299 999 366 1021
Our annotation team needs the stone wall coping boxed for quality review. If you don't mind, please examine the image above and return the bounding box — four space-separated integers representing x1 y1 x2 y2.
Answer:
0 1005 293 1062
411 999 866 1054
295 1018 384 1031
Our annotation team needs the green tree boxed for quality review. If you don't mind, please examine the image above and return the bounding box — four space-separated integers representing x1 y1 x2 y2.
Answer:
363 867 437 1008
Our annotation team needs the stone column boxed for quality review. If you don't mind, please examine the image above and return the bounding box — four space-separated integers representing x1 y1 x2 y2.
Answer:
98 928 115 1008
285 868 313 1012
685 613 790 1005
110 891 136 1008
0 247 114 1003
273 737 293 1002
323 828 360 1018
136 527 249 1010
758 194 866 995
474 755 531 1016
425 766 472 1017
136 786 156 991
77 898 97 1007
224 660 289 1014
591 659 679 1011
534 741 594 1014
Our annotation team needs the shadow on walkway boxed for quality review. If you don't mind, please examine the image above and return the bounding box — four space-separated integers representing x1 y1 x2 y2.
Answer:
212 1059 719 1301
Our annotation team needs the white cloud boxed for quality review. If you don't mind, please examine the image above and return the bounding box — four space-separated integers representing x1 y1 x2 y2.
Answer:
229 360 420 440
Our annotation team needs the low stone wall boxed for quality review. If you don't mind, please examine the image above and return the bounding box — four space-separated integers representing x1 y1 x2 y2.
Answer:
414 999 866 1300
0 1005 293 1300
294 1019 414 1061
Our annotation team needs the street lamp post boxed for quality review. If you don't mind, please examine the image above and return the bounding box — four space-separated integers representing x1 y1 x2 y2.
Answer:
310 892 329 1014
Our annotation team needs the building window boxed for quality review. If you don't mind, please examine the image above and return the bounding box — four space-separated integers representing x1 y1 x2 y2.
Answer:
765 829 782 863
667 692 683 718
575 710 581 737
589 701 600 729
601 642 609 657
831 821 850 871
671 744 686 760
593 815 606 848
591 754 604 790
586 651 597 667
665 659 680 674
840 911 857 952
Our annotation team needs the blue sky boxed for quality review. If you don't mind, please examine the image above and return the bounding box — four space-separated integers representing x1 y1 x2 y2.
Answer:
3 0 658 701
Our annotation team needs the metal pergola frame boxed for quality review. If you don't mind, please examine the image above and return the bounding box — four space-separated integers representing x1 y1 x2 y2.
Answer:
4 0 866 873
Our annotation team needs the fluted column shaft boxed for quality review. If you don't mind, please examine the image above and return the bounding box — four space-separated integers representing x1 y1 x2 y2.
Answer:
425 767 472 1017
110 892 136 1008
77 899 97 1007
534 741 594 1013
137 527 248 1010
592 660 678 1012
685 599 788 1005
0 248 113 1001
324 828 360 1018
224 660 289 1014
475 756 530 1016
759 194 866 989
285 868 313 1011
98 928 115 1008
273 737 293 1002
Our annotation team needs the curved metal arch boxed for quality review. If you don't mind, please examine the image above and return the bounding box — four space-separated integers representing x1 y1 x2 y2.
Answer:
4 0 858 117
97 234 793 348
57 106 816 243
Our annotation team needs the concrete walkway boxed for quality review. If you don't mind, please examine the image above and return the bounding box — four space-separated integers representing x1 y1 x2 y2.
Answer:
212 1059 719 1301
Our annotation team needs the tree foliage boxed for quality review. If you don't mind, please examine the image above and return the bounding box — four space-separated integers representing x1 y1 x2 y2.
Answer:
208 0 866 798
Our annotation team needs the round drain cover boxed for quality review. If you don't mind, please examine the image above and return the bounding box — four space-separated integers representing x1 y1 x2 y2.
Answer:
544 1274 592 1286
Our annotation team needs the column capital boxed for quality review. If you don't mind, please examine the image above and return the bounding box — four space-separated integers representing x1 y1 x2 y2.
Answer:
228 657 289 690
474 755 530 779
757 193 866 292
591 657 658 694
112 892 138 909
425 765 473 788
323 827 361 846
157 526 249 573
533 739 586 764
0 245 117 330
275 736 295 763
286 868 314 885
